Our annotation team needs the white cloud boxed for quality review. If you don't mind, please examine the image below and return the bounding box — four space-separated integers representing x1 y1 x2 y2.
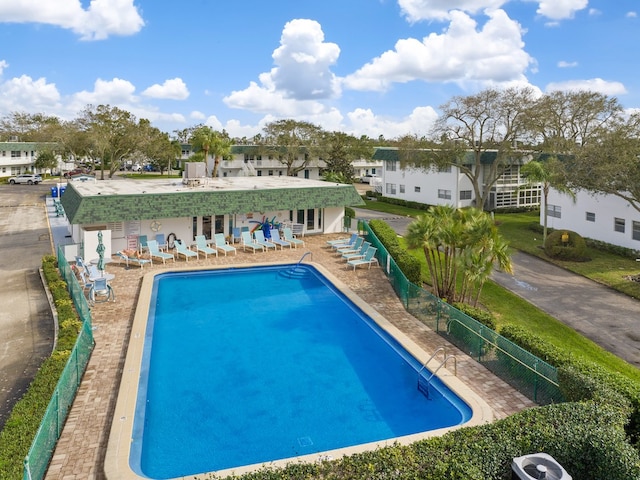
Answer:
535 0 588 21
71 77 137 107
627 11 637 18
557 60 578 68
0 75 61 112
0 0 144 41
190 111 206 120
0 59 8 76
344 9 532 91
346 105 439 138
224 19 341 116
142 78 189 100
546 78 628 96
398 0 506 22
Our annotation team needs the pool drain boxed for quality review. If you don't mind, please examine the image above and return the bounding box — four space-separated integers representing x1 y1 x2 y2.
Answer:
298 436 313 447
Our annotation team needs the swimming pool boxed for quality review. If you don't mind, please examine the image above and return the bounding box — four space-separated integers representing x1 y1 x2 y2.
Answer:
106 262 490 480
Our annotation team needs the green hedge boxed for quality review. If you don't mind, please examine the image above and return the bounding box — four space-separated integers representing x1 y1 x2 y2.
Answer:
0 256 82 480
368 219 422 284
220 402 640 480
500 324 640 445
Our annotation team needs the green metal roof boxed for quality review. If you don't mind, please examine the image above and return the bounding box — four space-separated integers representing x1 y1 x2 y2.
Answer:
60 179 364 224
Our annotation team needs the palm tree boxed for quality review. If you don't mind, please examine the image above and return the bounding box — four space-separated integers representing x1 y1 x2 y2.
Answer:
521 157 574 242
209 132 232 178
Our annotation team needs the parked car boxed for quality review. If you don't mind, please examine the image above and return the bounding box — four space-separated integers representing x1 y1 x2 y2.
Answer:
8 174 43 185
64 168 90 178
360 174 378 184
131 163 142 172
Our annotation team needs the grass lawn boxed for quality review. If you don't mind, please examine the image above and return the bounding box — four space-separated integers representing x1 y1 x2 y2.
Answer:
371 200 640 382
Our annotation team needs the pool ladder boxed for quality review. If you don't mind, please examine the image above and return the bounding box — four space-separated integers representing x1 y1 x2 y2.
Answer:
280 251 313 279
417 347 457 399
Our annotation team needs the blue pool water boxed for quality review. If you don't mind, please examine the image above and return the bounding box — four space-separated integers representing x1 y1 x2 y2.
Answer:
131 265 471 478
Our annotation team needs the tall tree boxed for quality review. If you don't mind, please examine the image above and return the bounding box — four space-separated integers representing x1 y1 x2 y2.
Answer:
260 119 323 176
76 105 140 179
398 87 536 210
320 131 372 183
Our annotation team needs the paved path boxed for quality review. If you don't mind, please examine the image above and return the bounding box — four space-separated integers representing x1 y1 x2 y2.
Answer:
352 207 640 368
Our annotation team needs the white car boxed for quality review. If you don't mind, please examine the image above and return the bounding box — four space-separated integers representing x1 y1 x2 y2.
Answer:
131 164 142 172
360 174 378 184
8 174 43 185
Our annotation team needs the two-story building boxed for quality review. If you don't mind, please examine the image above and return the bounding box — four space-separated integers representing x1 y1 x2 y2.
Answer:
0 140 73 178
373 147 540 210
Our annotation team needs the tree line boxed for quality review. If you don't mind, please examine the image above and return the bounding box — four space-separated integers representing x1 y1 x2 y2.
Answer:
1 88 639 211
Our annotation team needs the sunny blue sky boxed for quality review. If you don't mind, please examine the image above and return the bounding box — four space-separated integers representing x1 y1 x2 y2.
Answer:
0 0 638 139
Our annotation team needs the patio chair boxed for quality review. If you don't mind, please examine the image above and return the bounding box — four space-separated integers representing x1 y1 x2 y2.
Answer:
155 233 168 250
76 268 93 296
214 233 237 256
282 227 304 248
326 232 356 248
147 240 175 264
174 240 199 261
336 236 364 255
231 227 242 244
138 234 148 253
330 233 358 250
89 276 115 304
269 229 291 249
254 230 276 251
241 231 264 253
346 247 378 270
195 235 218 259
342 241 371 261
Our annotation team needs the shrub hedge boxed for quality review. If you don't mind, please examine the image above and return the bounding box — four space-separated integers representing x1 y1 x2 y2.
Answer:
368 219 422 284
544 229 588 260
0 255 82 480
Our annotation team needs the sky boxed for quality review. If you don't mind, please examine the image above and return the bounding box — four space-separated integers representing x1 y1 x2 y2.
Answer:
0 0 638 140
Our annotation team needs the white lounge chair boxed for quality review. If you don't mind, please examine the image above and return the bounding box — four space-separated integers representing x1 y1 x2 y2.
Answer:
214 233 237 256
147 240 175 264
116 250 152 269
283 227 304 248
254 230 276 250
241 231 264 253
175 240 199 261
195 235 218 259
270 229 291 249
347 247 378 270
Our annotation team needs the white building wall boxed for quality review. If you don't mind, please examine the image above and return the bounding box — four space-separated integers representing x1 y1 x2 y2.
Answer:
545 189 640 251
384 166 476 208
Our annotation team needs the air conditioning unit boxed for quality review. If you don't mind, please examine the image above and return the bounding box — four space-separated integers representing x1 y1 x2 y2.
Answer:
512 453 571 480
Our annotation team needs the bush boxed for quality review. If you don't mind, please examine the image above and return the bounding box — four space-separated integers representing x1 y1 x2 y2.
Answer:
344 206 355 219
368 219 422 284
453 302 497 330
544 229 588 261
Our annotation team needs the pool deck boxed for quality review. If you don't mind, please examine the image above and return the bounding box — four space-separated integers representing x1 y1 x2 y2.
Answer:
45 234 536 480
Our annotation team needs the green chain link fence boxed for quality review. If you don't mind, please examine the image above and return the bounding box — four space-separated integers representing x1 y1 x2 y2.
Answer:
359 220 563 405
23 247 95 480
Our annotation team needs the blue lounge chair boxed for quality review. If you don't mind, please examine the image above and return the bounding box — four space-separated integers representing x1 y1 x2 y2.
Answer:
270 229 291 249
347 247 378 270
336 236 364 255
254 230 276 250
195 235 218 258
116 251 152 269
241 231 264 253
231 227 242 244
326 232 357 248
282 227 304 248
175 240 199 261
147 240 175 264
330 233 358 251
138 234 148 253
155 233 168 250
214 233 237 256
342 241 371 261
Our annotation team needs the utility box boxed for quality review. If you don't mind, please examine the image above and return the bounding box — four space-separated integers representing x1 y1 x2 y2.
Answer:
185 162 206 178
512 453 571 480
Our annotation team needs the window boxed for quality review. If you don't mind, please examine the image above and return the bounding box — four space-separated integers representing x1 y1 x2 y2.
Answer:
11 151 20 158
460 190 472 200
586 212 595 222
438 189 451 200
437 164 451 173
633 221 640 241
614 218 625 233
399 184 405 194
385 183 397 195
414 186 421 193
268 170 273 176
386 160 396 171
257 170 262 176
547 204 561 218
